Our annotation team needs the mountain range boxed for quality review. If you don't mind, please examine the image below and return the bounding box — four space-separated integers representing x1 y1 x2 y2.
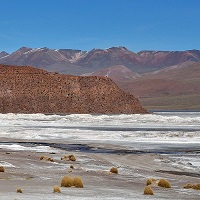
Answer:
1 46 200 110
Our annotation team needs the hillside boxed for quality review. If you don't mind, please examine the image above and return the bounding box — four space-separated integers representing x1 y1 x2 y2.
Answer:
1 46 200 110
116 62 200 110
0 64 147 114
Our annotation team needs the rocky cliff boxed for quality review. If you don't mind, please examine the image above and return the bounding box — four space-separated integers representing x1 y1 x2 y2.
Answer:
0 64 147 114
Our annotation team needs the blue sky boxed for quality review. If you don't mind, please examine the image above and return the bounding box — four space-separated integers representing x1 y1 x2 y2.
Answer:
0 0 200 53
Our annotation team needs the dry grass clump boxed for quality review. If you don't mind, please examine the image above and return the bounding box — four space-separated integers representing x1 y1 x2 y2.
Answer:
183 183 200 190
53 185 61 193
192 183 200 190
143 186 154 195
60 176 84 188
70 164 74 169
47 157 54 162
110 167 118 174
40 156 47 160
0 166 5 172
73 177 84 188
61 155 76 161
69 155 76 161
61 155 68 160
158 179 171 188
40 156 54 162
17 188 22 193
146 178 157 186
183 183 193 189
61 176 74 187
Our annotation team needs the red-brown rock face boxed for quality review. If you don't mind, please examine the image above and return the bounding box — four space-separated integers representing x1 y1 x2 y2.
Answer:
0 64 147 114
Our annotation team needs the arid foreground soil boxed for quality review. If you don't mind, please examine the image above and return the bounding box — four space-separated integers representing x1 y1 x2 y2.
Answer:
0 141 199 200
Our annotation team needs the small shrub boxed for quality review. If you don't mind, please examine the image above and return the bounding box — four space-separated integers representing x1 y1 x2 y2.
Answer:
17 188 22 193
73 177 84 188
192 183 200 190
61 176 73 187
47 158 54 162
40 156 47 160
40 156 54 162
61 155 76 161
53 185 61 193
183 183 193 189
158 179 171 188
146 178 157 186
61 155 68 160
146 178 152 186
69 155 76 161
144 186 154 195
110 167 118 174
70 164 74 169
0 166 5 172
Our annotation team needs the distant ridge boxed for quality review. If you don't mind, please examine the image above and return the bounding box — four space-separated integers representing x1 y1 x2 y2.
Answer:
0 51 9 59
1 46 200 74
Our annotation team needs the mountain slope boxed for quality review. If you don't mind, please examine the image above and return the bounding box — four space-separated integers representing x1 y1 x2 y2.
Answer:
0 51 9 59
115 62 200 110
74 47 141 71
0 47 86 75
0 64 147 114
83 65 140 82
1 46 200 75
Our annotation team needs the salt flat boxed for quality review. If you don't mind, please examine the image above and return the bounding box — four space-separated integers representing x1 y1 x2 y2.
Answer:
0 112 200 199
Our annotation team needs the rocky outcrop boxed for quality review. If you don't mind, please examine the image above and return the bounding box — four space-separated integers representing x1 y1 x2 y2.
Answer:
0 64 147 114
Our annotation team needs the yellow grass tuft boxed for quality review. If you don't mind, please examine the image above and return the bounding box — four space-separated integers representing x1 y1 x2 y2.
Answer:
17 188 22 193
146 179 152 186
40 156 54 162
192 183 200 190
47 157 54 162
68 155 76 161
61 155 67 160
146 178 157 186
70 164 74 169
40 156 46 160
110 167 118 174
143 186 154 195
61 155 76 161
183 183 193 189
73 177 84 188
53 185 61 193
61 176 74 187
158 179 171 188
0 166 5 172
60 176 84 188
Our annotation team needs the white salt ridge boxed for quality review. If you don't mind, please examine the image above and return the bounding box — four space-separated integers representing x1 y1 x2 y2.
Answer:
0 112 199 151
0 161 15 167
0 144 58 153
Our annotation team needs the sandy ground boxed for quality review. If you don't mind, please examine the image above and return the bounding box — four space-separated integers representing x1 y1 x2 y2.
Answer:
0 142 200 200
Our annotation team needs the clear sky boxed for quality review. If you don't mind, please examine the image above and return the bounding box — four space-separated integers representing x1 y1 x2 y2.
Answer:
0 0 200 53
